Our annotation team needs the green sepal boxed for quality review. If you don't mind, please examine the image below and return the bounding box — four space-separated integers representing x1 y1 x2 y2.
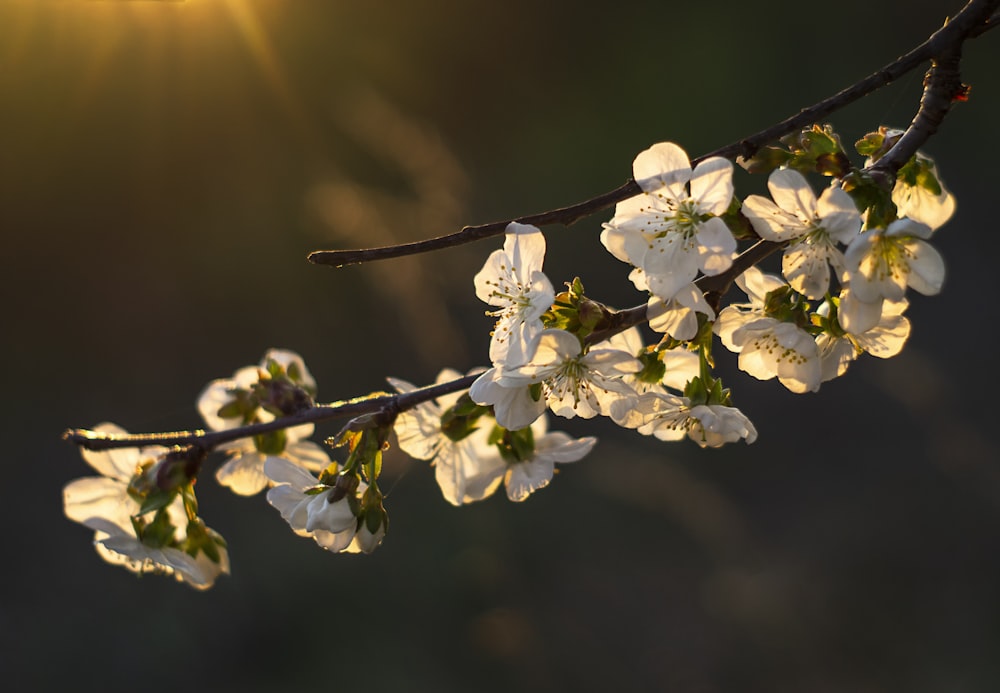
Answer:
491 424 535 464
264 358 284 379
254 428 288 456
217 400 248 420
365 505 388 535
137 508 177 549
217 388 259 424
439 396 489 443
897 155 943 195
720 197 757 240
635 350 666 385
841 169 896 228
451 394 489 417
183 519 226 564
684 376 709 406
138 489 178 516
363 445 383 484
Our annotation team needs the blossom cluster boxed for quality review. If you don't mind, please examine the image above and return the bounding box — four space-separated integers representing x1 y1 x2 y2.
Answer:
62 128 956 589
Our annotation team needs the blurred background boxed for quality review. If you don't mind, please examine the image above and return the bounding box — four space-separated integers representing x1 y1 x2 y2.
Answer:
3 0 999 690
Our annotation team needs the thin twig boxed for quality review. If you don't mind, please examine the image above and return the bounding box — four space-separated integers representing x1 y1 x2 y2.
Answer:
63 375 478 452
308 0 999 269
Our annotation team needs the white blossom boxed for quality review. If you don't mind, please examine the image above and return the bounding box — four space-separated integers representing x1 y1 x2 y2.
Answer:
264 457 365 553
843 218 944 304
389 369 506 506
197 349 327 495
742 169 861 298
611 394 757 448
197 348 315 431
602 142 736 301
892 157 956 231
646 283 716 342
729 318 822 394
212 433 330 497
816 297 911 382
480 329 641 421
474 222 555 367
63 423 229 589
502 416 597 502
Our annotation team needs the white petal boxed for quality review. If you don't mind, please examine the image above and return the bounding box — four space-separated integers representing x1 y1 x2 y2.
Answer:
903 239 945 295
285 441 331 471
305 492 357 533
505 459 556 502
215 451 270 496
690 157 734 214
767 168 817 221
743 194 808 241
694 217 737 275
263 456 319 491
534 432 597 463
63 477 135 535
838 289 883 334
80 423 143 481
633 142 692 196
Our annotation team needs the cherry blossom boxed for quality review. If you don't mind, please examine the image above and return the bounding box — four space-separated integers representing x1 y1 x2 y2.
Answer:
843 218 944 304
63 423 229 589
389 369 506 506
602 142 736 301
474 222 555 367
474 329 640 422
742 169 861 298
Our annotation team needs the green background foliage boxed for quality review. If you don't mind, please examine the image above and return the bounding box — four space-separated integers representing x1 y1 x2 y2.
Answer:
3 1 999 690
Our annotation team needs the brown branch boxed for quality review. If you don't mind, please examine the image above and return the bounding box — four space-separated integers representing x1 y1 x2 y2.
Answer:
308 0 999 269
63 374 478 452
867 45 966 182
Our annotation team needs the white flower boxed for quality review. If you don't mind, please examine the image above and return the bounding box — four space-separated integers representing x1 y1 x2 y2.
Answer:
843 218 945 304
601 142 736 301
474 222 555 367
816 297 910 382
480 329 641 421
892 159 956 231
63 423 229 589
646 283 716 342
685 404 758 448
604 326 699 394
729 318 821 394
715 266 786 351
389 369 506 506
611 394 757 448
212 432 330 496
501 416 597 502
469 367 546 430
264 457 365 553
742 169 861 299
197 349 327 495
197 348 315 431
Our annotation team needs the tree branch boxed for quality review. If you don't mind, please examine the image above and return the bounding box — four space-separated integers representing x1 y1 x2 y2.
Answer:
308 0 999 269
63 374 478 452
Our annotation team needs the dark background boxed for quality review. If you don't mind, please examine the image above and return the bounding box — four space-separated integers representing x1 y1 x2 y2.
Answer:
3 1 999 691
